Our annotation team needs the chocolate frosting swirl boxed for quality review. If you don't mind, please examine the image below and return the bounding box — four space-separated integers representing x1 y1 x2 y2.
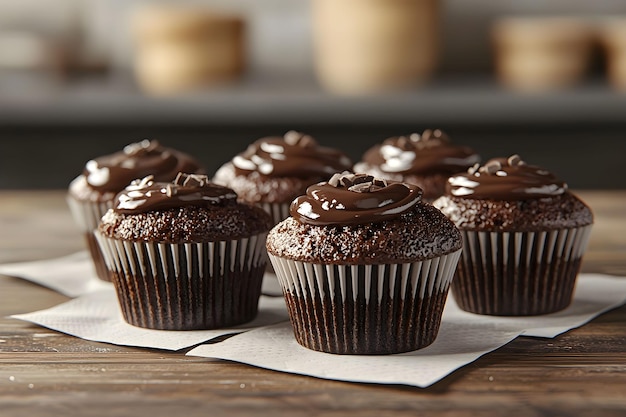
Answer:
447 155 568 200
81 140 203 193
361 129 480 175
232 131 353 178
290 172 423 226
113 173 237 214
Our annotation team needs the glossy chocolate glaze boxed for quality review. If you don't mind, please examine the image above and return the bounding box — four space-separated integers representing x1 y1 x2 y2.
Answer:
113 173 237 214
447 155 567 200
72 140 203 196
360 129 479 175
433 155 593 232
100 173 272 243
289 173 422 226
268 172 461 264
231 131 352 178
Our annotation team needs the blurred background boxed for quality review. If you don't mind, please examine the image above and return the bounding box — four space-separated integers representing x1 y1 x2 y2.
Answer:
1 0 625 189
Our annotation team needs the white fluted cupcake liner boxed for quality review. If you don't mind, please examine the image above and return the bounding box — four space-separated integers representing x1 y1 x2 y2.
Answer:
453 225 593 316
83 231 112 282
66 195 112 231
96 232 268 330
67 195 114 282
268 250 462 355
258 202 291 274
259 202 291 226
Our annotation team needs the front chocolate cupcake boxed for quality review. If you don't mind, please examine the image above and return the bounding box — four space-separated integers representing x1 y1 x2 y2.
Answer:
67 140 204 281
96 173 272 330
354 129 480 201
267 172 462 354
212 131 353 224
433 155 594 316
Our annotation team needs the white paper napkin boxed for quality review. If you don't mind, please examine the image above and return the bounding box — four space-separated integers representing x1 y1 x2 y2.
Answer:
12 289 289 351
187 274 626 388
1 251 287 350
0 251 284 298
4 252 626 387
0 251 110 297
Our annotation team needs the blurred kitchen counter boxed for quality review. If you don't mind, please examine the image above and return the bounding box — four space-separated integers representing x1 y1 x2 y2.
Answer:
1 73 625 126
0 73 625 190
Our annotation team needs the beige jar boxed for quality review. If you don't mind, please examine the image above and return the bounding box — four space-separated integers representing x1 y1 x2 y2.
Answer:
312 0 439 95
492 17 593 92
599 18 626 91
132 6 245 95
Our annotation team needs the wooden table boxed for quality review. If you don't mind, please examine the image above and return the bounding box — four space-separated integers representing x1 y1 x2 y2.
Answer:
1 190 625 417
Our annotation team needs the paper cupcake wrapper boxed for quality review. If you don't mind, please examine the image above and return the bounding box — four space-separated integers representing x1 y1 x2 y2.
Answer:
453 225 593 316
66 195 112 231
67 195 113 281
84 232 113 282
268 250 462 355
259 202 291 226
96 232 268 330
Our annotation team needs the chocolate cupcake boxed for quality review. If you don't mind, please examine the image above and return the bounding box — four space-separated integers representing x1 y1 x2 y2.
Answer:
212 131 353 224
67 140 204 281
96 173 273 330
266 172 462 354
354 129 480 201
433 155 594 316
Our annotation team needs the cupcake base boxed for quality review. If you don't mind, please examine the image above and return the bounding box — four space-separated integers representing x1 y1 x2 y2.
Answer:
453 226 592 316
283 287 449 355
84 232 112 282
259 202 290 273
259 202 291 226
97 234 267 330
270 250 461 354
67 195 114 282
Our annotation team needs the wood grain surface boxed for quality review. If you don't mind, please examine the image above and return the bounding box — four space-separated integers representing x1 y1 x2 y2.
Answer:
1 190 625 417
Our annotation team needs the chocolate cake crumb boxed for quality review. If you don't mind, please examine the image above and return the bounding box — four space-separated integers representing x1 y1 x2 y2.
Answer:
434 193 593 232
100 204 272 243
267 203 462 264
